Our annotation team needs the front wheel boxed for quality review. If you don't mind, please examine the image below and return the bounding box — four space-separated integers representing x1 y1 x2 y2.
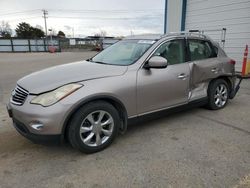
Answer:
68 101 120 153
207 79 229 110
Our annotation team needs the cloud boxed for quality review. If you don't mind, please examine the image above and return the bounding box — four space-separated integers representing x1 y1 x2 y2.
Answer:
0 0 165 37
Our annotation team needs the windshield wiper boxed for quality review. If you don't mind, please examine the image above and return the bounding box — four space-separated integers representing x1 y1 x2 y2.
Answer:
93 61 107 64
87 58 106 64
88 59 117 66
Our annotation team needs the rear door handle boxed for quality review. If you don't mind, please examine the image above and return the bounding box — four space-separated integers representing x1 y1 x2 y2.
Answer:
177 73 187 80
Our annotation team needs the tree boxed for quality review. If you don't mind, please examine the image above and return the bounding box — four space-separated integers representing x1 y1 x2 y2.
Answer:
0 21 12 38
15 22 32 38
15 22 44 38
31 27 45 38
57 30 65 38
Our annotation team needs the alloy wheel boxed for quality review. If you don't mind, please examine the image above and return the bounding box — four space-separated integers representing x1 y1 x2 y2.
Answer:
214 84 228 108
79 110 114 147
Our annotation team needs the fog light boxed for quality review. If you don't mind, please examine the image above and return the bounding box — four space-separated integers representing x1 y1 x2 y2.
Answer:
30 122 44 130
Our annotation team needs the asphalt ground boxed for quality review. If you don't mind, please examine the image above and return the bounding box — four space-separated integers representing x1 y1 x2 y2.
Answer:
0 52 249 188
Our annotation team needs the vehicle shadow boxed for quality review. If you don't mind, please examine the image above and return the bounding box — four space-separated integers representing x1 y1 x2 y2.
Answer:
0 102 206 156
124 102 205 137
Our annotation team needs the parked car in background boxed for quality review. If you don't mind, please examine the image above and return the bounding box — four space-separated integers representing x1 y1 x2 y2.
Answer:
7 33 237 153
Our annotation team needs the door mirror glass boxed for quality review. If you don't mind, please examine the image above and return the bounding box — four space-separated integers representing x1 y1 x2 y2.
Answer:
145 56 168 69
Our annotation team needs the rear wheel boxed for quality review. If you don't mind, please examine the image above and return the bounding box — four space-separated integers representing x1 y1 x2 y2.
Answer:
207 79 229 110
68 101 120 153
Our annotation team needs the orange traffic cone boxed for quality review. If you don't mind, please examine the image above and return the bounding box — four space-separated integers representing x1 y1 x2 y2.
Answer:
242 45 249 76
246 59 250 75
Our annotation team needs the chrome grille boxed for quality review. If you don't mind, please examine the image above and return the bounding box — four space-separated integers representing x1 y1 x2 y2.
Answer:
11 85 29 105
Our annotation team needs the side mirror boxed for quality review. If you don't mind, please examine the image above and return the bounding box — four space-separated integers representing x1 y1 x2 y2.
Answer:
144 56 168 69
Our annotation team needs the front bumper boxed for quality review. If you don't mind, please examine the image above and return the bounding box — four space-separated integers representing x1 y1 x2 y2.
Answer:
7 103 62 144
7 95 71 135
6 95 74 144
12 118 61 145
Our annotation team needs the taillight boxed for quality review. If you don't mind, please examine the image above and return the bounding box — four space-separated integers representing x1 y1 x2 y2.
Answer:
229 59 236 65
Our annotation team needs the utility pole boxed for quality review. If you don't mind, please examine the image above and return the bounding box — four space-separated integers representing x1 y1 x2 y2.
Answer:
42 10 48 50
42 10 48 37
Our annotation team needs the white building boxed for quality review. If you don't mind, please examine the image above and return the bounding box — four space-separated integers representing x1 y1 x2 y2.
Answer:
165 0 250 67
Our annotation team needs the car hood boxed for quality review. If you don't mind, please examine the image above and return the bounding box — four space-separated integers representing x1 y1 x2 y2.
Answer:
17 61 128 94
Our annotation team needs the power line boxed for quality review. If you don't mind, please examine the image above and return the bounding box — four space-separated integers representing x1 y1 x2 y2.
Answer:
6 16 42 23
48 15 163 20
1 12 41 19
0 8 164 16
47 8 164 13
0 9 40 16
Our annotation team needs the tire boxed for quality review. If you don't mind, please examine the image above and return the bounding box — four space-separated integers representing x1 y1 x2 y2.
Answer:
207 79 229 110
68 101 120 153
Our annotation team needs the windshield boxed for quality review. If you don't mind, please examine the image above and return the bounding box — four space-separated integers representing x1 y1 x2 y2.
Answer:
91 39 155 66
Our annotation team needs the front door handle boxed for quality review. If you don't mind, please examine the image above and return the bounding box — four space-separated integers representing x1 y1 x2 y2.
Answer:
211 68 218 73
177 73 187 80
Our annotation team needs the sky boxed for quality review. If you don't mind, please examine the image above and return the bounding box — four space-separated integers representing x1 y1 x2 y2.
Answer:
0 0 165 37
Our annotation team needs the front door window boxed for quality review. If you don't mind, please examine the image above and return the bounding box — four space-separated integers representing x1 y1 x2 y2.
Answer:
153 40 185 65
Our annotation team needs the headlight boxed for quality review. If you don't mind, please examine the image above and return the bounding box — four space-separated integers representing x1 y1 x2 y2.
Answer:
30 83 83 107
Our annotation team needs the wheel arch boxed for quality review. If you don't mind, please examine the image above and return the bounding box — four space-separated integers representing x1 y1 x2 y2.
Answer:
208 75 233 93
206 76 232 110
61 95 128 142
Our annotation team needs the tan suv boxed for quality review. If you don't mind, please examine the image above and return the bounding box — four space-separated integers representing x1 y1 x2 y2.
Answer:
7 33 237 153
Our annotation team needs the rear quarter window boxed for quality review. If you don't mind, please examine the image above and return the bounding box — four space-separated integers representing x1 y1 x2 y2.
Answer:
213 43 227 57
213 45 218 56
188 40 217 61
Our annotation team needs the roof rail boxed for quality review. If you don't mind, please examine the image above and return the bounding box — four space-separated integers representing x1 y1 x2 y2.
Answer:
162 28 227 49
162 31 208 39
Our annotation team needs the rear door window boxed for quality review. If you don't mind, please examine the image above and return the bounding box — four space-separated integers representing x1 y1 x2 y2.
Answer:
188 40 216 61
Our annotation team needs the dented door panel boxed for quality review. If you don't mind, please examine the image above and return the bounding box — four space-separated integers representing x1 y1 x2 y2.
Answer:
188 57 233 101
189 58 222 87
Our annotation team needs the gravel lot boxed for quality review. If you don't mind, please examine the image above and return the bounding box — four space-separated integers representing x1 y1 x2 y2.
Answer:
0 52 250 188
